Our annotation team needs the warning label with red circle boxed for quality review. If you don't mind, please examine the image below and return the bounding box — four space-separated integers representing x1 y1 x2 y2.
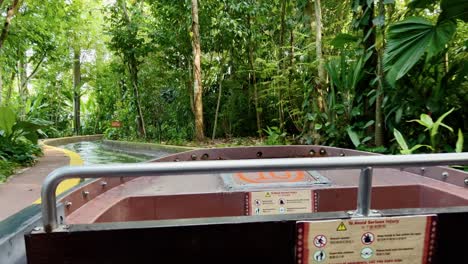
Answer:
247 190 314 215
296 215 436 264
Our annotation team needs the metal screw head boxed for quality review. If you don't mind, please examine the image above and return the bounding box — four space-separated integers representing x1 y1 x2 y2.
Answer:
191 154 197 160
100 181 107 187
442 171 449 179
33 226 42 231
65 201 72 208
319 148 327 155
464 178 468 186
309 150 315 156
82 191 90 198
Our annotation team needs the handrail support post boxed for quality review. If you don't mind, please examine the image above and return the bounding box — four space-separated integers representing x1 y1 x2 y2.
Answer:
353 167 377 217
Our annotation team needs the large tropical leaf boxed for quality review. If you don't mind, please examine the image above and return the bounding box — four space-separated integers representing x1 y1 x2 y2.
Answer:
0 106 16 137
384 17 456 86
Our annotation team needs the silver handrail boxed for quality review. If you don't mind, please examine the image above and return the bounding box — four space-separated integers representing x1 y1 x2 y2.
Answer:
41 152 468 232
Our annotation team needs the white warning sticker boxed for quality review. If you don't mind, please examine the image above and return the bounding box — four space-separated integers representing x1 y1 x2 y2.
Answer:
297 215 436 264
248 190 314 215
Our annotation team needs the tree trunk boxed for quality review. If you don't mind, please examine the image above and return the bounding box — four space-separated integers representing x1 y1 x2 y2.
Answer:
374 0 385 146
18 51 27 114
0 0 20 50
128 58 146 138
5 71 14 105
357 1 377 129
191 0 205 141
73 48 81 135
277 0 286 131
0 68 3 105
247 14 262 137
212 74 223 140
120 0 146 138
313 0 325 112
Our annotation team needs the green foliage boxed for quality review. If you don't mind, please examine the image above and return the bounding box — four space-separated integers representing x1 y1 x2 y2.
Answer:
0 159 16 183
0 106 47 178
408 108 455 151
393 128 432 154
264 126 288 145
456 129 464 153
394 108 464 154
384 17 456 86
0 0 465 156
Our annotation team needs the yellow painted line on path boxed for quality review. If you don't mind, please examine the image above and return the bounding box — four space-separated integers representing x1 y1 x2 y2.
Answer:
33 145 84 204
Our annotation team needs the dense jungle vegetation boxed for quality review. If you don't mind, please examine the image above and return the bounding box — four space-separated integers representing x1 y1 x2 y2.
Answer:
0 0 467 179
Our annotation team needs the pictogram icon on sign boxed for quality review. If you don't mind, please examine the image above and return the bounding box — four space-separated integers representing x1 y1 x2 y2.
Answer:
254 208 261 215
361 232 375 245
336 222 347 231
255 199 261 206
313 250 326 262
279 207 285 213
265 192 271 198
360 247 374 259
313 235 327 248
279 198 286 205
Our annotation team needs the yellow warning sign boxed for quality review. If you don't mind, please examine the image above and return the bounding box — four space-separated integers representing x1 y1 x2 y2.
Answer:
297 215 435 264
249 190 313 215
336 222 347 231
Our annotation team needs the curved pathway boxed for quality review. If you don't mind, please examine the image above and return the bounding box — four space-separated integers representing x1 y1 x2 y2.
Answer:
0 146 82 221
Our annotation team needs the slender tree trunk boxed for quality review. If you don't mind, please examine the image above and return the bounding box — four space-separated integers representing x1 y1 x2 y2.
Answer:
313 0 325 112
5 71 14 105
120 0 146 138
357 1 377 128
212 74 223 140
0 0 19 50
314 0 325 85
0 68 3 105
73 48 81 135
375 0 385 146
277 0 287 131
247 14 262 137
18 51 27 114
127 58 146 138
191 0 205 141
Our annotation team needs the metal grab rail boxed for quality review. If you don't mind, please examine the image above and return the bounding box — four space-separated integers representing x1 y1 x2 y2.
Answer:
41 152 468 232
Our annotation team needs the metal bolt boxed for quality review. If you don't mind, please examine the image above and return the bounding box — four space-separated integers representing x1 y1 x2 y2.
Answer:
201 153 209 160
339 152 345 157
82 191 90 198
33 226 42 231
347 210 354 215
319 148 327 155
191 154 197 160
464 178 468 186
371 209 379 213
309 150 315 156
65 201 72 208
420 167 425 175
100 181 107 188
442 171 449 179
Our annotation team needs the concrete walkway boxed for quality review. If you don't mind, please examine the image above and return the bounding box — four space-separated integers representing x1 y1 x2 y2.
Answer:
0 146 75 221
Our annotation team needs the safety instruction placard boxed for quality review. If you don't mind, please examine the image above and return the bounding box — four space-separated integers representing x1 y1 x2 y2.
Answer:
297 215 436 264
247 190 314 215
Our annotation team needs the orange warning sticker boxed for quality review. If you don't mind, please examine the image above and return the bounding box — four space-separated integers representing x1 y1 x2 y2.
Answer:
248 190 314 215
297 215 436 264
235 171 307 184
